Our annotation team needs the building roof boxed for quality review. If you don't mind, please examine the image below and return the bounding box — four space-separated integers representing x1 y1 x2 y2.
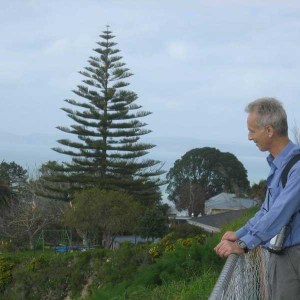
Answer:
205 192 256 213
187 209 248 233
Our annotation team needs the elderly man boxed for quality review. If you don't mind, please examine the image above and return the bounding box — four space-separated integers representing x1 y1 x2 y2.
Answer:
215 98 300 300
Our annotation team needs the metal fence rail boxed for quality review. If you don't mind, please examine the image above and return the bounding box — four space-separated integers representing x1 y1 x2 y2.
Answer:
209 247 269 300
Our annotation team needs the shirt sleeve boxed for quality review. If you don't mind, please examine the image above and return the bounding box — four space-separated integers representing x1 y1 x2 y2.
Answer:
239 165 300 249
235 207 265 242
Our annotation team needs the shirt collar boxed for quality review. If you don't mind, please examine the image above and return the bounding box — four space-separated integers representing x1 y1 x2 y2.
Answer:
266 141 294 169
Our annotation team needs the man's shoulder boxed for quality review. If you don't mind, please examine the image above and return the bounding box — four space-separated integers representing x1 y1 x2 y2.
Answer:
281 142 300 165
281 153 300 187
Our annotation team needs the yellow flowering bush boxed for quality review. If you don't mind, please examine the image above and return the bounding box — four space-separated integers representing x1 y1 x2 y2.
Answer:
177 238 193 247
149 245 161 258
149 232 208 258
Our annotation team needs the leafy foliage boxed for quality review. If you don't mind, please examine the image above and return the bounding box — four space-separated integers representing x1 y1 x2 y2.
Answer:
97 242 152 286
170 223 209 239
0 258 13 292
148 231 208 259
0 161 28 205
136 208 168 241
1 249 108 300
166 147 250 215
65 188 143 247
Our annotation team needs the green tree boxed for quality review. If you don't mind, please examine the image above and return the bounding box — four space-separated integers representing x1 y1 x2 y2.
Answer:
166 147 250 215
0 161 28 198
45 27 163 205
65 188 143 248
136 208 168 241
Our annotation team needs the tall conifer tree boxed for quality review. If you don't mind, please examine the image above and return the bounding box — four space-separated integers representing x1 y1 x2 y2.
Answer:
45 27 163 205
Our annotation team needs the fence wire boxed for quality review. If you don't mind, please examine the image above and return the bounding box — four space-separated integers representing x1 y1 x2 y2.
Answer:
209 247 269 300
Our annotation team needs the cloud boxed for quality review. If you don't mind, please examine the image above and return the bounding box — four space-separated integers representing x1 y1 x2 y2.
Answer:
2 0 300 184
166 42 189 60
44 38 70 55
0 61 28 84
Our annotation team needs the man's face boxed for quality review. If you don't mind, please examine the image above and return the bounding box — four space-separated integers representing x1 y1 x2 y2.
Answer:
247 112 271 152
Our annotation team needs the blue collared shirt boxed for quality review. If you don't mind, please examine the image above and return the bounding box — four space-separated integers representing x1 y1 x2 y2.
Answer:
236 141 300 249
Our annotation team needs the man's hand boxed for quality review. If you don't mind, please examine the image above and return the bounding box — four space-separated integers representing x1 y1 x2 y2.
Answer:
221 231 237 242
214 240 245 257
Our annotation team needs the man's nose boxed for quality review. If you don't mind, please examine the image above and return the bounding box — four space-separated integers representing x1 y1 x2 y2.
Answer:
248 133 253 140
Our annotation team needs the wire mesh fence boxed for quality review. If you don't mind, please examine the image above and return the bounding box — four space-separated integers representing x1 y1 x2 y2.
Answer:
209 247 269 300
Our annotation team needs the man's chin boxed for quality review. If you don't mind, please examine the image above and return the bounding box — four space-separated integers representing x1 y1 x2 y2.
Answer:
257 145 267 152
255 144 264 151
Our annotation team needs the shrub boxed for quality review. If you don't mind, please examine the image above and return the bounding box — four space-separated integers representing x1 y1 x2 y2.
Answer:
1 248 110 300
97 242 152 286
0 258 14 292
171 223 208 239
149 232 207 259
135 241 205 287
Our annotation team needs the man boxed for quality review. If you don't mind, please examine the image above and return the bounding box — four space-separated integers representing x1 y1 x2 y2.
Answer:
214 98 300 299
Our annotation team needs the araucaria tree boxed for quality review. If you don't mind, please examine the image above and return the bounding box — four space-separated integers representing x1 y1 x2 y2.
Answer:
46 28 163 204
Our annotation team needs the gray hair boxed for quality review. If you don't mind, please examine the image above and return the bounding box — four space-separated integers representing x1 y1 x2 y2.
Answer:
245 97 288 136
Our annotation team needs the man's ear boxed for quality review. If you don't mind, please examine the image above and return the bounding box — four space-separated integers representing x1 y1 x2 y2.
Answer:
266 125 274 138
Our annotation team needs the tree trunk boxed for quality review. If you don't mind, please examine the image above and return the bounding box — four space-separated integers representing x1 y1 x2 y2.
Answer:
76 228 89 246
102 231 112 249
28 233 34 250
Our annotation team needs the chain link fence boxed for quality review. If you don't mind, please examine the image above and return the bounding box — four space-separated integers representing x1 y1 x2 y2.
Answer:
209 247 269 300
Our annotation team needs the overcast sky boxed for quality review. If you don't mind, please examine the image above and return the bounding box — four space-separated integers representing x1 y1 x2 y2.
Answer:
2 0 300 191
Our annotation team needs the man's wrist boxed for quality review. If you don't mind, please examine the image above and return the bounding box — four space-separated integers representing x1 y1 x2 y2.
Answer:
236 239 249 253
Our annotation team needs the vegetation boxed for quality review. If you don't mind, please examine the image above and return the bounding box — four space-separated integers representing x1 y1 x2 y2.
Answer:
0 161 29 206
0 249 109 299
41 27 164 205
1 198 66 250
136 208 168 241
65 188 143 247
0 161 67 250
0 28 170 252
0 161 28 197
166 147 250 216
0 207 257 300
89 208 256 299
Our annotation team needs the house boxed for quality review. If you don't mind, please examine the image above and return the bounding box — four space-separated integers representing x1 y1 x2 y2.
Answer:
205 192 257 215
187 192 257 233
